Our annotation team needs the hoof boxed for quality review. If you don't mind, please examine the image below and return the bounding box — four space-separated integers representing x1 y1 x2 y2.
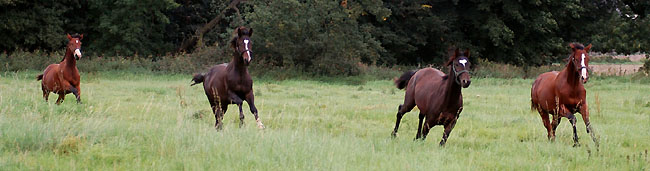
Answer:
256 119 265 129
391 132 398 138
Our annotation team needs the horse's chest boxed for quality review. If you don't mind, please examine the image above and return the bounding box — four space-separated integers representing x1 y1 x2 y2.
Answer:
226 78 251 92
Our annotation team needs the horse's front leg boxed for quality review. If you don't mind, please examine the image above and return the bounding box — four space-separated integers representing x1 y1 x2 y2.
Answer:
70 85 81 104
567 114 580 147
439 118 457 147
228 92 245 127
579 102 599 148
244 91 264 129
55 93 65 105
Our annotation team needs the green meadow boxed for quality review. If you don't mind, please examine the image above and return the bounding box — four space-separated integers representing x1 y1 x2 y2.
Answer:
1 71 648 170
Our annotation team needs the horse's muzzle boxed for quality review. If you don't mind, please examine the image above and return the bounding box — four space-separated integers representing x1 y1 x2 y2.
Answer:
74 49 82 60
461 80 471 88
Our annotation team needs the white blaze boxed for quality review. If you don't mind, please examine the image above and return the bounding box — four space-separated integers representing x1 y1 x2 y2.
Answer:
459 59 467 67
244 39 251 62
580 53 587 79
74 49 82 58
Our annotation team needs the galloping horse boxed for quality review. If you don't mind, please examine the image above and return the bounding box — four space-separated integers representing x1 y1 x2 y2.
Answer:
191 26 264 130
37 34 83 104
531 43 598 147
392 48 472 146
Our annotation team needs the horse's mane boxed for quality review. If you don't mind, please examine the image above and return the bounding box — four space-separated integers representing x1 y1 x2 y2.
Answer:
229 35 239 50
570 43 584 50
443 52 467 66
70 34 82 38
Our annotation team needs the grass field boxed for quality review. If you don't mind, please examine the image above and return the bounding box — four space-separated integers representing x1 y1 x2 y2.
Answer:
1 71 649 170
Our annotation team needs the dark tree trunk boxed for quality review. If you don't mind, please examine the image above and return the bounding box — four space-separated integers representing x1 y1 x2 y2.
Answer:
178 0 245 52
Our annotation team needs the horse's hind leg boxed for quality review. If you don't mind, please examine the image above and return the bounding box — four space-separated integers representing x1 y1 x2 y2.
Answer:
551 114 561 138
214 104 227 130
415 113 424 140
568 114 580 147
392 97 415 138
42 87 49 102
539 111 554 141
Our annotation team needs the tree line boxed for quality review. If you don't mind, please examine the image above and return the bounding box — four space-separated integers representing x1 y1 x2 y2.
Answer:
1 0 648 75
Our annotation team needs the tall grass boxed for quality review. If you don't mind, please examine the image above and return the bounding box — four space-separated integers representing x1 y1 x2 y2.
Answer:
1 71 648 170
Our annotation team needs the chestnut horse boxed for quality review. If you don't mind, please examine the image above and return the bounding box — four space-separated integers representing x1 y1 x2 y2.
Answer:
392 48 472 146
531 43 598 147
36 34 83 104
191 26 264 130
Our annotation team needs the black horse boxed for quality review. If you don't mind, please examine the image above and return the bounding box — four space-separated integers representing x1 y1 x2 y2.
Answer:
191 26 264 129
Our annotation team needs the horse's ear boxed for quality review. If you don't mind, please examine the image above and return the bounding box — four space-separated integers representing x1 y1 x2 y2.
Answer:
79 34 84 40
248 28 253 36
236 27 243 38
569 43 577 51
585 44 592 52
465 49 470 58
445 48 460 66
67 34 72 40
453 48 460 59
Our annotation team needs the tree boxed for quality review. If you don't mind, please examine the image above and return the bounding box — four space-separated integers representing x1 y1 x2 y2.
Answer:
246 0 390 75
86 0 179 56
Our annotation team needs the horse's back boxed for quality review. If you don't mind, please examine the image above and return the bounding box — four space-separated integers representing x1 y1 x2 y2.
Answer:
408 68 447 112
202 63 229 100
41 64 60 84
413 67 444 81
531 71 559 111
203 63 228 84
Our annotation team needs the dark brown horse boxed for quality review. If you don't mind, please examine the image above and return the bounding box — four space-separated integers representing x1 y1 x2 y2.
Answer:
392 48 472 146
36 34 84 104
531 43 598 147
191 26 264 129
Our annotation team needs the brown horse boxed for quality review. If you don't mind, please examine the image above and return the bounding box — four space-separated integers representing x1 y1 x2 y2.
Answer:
191 26 264 130
36 34 84 104
392 48 472 146
531 43 598 147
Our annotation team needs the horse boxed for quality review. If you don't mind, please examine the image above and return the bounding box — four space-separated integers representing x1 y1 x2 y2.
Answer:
391 48 472 146
531 43 598 147
191 26 264 130
36 33 84 104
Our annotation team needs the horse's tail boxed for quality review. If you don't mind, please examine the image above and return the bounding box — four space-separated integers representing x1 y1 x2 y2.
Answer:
36 74 44 81
191 73 205 86
395 70 416 90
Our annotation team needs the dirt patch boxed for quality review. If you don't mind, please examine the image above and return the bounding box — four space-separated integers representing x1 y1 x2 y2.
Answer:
590 64 643 76
612 54 646 62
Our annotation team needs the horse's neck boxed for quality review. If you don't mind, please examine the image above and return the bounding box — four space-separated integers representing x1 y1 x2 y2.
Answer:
443 68 462 104
61 48 76 67
227 53 247 73
559 60 581 87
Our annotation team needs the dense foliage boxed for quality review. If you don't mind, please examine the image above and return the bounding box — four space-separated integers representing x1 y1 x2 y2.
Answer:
1 0 648 75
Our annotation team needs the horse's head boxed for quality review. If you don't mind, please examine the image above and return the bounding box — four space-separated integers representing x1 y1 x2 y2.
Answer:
231 26 253 66
446 48 472 88
569 43 591 83
66 33 83 60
